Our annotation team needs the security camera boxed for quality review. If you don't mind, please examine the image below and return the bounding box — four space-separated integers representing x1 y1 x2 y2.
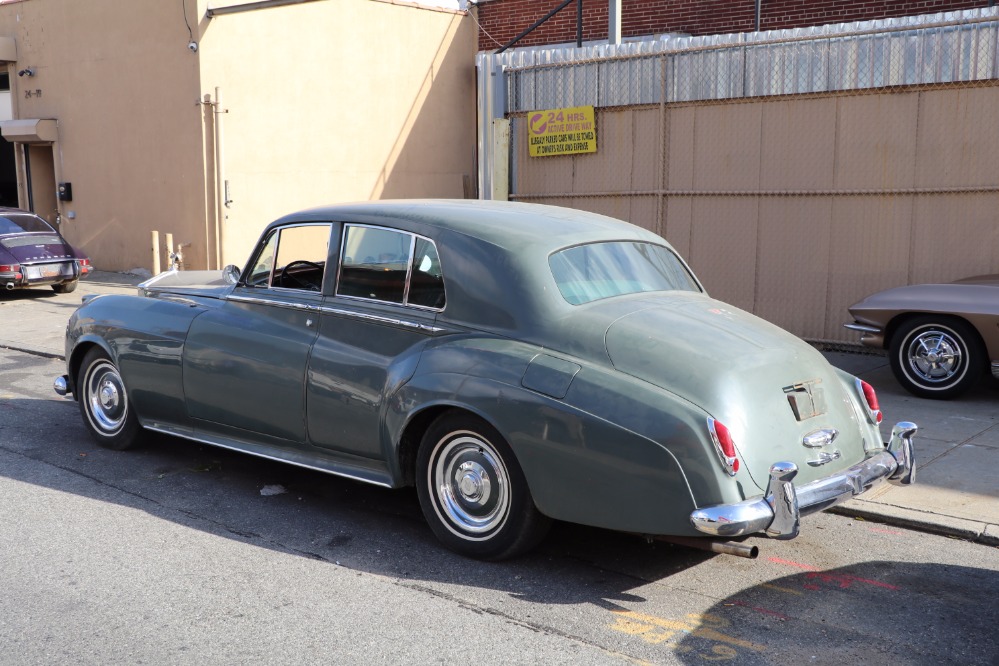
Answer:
187 41 198 53
17 68 33 77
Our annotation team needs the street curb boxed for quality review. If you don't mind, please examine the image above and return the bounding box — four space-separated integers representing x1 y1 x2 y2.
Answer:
0 344 63 361
830 500 999 547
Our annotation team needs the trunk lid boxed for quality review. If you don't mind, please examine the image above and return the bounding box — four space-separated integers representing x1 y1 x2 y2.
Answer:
1 233 74 263
603 293 878 491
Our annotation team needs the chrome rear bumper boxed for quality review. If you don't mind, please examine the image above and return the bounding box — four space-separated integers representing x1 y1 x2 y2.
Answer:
690 421 917 539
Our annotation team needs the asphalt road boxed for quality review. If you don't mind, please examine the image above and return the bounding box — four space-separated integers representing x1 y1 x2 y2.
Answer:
2 349 997 665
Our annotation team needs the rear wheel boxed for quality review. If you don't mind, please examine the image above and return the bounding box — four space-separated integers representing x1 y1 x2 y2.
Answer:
416 412 550 560
889 316 984 399
52 281 78 294
77 347 141 450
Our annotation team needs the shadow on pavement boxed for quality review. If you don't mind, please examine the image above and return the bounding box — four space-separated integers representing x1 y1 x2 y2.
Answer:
669 560 999 665
3 395 712 609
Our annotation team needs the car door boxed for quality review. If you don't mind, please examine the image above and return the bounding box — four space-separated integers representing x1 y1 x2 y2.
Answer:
183 222 331 442
307 223 446 460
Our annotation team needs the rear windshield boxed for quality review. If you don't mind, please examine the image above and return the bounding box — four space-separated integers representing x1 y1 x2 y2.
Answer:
0 213 55 235
549 241 701 305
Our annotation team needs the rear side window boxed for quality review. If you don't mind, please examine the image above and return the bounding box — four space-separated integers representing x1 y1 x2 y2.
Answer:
549 241 700 305
337 225 445 310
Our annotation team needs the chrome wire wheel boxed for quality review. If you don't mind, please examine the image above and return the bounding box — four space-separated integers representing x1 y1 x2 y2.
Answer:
429 431 511 540
83 359 129 436
903 329 963 384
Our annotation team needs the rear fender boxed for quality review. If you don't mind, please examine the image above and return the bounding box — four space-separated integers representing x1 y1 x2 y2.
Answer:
390 370 701 537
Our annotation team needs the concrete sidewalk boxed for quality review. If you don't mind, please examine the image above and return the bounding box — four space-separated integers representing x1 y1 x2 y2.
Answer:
1 271 997 547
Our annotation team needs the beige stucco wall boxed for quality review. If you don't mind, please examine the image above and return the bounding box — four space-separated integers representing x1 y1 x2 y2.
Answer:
0 0 208 271
0 0 476 271
196 0 477 268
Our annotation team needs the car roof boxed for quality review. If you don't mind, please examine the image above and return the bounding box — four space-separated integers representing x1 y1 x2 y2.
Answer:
265 199 685 343
277 199 663 253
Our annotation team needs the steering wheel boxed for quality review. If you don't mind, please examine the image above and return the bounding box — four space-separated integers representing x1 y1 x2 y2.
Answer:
279 260 323 291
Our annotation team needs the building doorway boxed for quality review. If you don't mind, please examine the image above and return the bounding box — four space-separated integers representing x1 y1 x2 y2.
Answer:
24 143 57 223
0 71 15 207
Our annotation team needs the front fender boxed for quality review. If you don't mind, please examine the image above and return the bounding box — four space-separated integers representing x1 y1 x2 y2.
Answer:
66 293 209 428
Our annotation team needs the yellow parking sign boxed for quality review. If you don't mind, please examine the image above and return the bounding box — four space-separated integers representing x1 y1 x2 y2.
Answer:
527 105 597 157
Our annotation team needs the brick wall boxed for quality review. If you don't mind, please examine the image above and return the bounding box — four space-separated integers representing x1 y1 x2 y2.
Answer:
474 0 993 50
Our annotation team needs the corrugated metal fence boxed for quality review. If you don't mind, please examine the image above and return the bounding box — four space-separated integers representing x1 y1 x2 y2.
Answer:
477 8 999 343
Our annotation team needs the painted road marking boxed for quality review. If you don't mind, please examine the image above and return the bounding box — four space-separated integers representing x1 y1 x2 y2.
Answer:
610 610 766 659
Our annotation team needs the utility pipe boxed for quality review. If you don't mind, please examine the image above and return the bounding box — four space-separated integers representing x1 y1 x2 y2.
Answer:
212 87 227 269
608 0 622 45
151 230 161 275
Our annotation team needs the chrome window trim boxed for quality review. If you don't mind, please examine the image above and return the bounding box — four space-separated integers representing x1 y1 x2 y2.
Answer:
402 233 417 304
243 222 333 291
336 223 446 312
319 304 445 333
227 293 321 313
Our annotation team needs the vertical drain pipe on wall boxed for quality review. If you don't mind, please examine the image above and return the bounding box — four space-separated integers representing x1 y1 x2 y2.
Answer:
755 0 762 32
212 86 227 270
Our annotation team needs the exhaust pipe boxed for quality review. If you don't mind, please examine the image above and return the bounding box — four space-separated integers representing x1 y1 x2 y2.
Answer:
654 535 759 559
4 282 14 290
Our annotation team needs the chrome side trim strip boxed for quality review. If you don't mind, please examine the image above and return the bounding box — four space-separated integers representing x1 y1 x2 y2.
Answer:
142 423 394 488
843 323 881 334
226 294 321 312
318 305 445 333
158 295 202 307
991 362 999 380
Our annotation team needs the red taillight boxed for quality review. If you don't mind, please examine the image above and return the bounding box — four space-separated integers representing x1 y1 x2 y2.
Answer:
0 263 21 280
77 258 92 274
857 379 883 424
707 417 740 476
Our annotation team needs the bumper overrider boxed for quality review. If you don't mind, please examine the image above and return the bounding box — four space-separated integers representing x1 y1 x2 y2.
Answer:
690 421 917 539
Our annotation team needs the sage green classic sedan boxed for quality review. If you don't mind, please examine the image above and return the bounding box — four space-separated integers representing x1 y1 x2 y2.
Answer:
55 201 916 560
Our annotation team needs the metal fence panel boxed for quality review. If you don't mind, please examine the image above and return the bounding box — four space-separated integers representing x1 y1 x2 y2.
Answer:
478 8 999 343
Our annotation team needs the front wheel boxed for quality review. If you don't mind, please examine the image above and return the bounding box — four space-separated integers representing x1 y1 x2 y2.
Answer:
77 347 142 450
416 412 550 560
889 316 985 399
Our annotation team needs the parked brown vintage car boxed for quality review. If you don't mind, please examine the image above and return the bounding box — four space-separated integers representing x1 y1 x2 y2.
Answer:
845 275 999 399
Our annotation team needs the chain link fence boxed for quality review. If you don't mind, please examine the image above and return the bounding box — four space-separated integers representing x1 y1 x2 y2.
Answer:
494 8 999 343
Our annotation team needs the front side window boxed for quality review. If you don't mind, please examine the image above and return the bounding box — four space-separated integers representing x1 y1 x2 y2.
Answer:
549 241 700 305
244 224 331 292
337 225 445 309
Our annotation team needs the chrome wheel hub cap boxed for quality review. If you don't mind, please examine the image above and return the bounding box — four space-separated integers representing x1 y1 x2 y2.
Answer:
431 433 510 538
99 381 120 410
456 461 490 504
908 331 961 382
85 361 127 435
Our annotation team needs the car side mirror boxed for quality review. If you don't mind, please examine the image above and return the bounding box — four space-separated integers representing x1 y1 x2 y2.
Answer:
222 264 242 285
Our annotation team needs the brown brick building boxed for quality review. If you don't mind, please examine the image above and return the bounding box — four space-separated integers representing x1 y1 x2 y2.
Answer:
472 0 995 50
